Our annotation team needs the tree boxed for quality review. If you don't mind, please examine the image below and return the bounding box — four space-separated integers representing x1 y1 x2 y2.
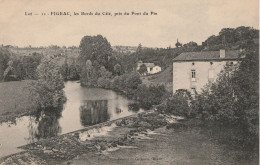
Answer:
3 60 14 81
22 53 42 79
135 85 167 109
68 62 80 80
193 40 259 138
138 64 147 75
78 35 112 69
80 60 93 86
136 43 142 61
232 41 259 135
183 41 198 48
0 48 10 81
107 56 118 73
61 62 69 80
29 55 65 110
113 63 122 76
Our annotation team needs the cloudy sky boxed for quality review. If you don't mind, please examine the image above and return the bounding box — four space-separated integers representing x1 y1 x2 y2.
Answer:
0 0 258 48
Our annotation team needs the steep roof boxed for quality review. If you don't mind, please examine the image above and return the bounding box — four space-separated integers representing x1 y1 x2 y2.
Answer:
173 50 241 62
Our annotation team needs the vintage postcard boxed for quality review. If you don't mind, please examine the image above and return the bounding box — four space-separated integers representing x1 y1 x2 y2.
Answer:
0 0 259 164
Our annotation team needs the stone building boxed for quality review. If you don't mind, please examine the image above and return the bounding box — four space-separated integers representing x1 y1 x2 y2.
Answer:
172 49 241 95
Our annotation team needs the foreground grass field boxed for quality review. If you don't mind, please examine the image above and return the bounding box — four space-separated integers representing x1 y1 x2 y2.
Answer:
0 80 35 123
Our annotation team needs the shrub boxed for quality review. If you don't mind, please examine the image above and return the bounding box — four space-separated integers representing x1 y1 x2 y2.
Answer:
164 89 193 117
135 85 168 109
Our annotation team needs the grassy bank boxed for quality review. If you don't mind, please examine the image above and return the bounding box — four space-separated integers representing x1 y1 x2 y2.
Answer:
141 66 172 92
0 80 35 123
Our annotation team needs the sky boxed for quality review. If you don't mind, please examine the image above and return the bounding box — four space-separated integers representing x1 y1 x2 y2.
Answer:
0 0 258 48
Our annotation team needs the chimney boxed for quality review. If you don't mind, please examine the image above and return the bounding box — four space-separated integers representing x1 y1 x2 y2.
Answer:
220 49 225 58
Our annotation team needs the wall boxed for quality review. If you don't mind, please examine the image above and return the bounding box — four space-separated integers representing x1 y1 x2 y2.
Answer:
172 60 238 94
150 66 162 74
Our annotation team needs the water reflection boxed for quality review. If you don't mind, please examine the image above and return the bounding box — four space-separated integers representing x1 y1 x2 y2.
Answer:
29 106 63 141
80 100 110 126
0 81 143 158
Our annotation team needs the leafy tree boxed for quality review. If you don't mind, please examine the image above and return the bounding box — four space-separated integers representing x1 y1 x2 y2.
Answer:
11 58 24 80
99 66 112 79
164 89 192 117
193 40 259 141
107 56 118 73
29 55 65 110
22 53 42 79
0 48 10 81
78 35 112 69
113 63 122 76
232 41 259 135
195 63 238 122
111 72 142 97
136 43 142 61
61 62 69 80
202 26 259 49
68 62 80 80
3 60 14 81
80 60 93 86
138 64 147 75
183 41 198 48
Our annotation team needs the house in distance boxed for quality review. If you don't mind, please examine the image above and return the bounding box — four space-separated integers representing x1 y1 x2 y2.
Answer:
172 49 241 95
137 61 162 75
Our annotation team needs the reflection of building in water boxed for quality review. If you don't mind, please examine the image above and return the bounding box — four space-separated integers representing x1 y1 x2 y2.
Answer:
80 100 110 126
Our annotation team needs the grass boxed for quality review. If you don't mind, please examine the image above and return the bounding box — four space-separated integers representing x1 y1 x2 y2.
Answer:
0 80 35 123
141 66 172 92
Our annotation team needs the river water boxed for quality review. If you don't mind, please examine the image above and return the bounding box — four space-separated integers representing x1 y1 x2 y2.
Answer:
0 81 143 158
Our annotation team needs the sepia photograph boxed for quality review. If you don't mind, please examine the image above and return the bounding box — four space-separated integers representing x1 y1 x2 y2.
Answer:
0 0 259 164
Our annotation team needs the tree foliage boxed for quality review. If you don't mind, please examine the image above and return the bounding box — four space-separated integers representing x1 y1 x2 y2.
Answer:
193 40 259 138
138 64 147 75
79 35 112 69
29 55 65 110
0 48 10 81
135 85 167 109
202 26 259 50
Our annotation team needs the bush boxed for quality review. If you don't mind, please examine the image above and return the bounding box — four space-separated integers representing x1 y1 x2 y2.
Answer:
163 89 194 117
135 85 168 109
111 72 142 96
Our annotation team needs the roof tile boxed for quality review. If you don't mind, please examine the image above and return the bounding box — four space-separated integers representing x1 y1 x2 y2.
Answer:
173 50 240 62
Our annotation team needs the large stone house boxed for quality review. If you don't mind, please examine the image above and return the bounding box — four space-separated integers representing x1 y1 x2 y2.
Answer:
172 49 241 95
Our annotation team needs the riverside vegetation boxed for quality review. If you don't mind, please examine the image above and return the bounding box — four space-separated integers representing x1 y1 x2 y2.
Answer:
0 26 258 163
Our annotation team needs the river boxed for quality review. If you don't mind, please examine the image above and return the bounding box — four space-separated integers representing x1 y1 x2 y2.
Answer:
0 81 143 158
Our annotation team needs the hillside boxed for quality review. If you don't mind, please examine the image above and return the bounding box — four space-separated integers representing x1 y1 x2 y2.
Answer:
141 66 172 92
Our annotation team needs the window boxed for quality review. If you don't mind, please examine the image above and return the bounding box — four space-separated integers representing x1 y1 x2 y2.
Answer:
192 62 195 65
191 70 196 81
191 88 196 96
209 69 215 79
210 62 213 65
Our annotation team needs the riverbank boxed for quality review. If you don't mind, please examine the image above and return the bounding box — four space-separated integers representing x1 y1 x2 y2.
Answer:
0 111 258 165
0 80 35 123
